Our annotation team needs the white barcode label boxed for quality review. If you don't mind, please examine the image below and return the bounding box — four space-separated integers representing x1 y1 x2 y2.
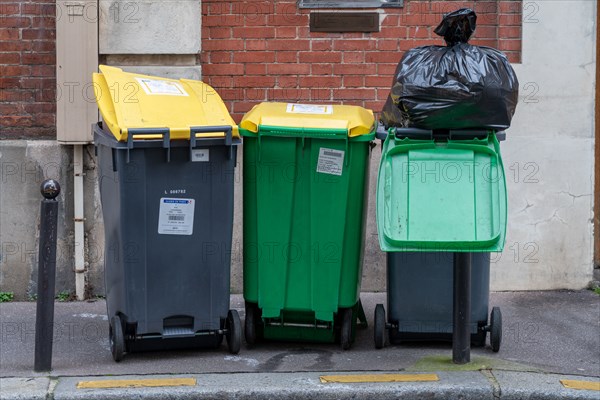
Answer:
158 198 195 235
316 148 345 176
286 103 333 115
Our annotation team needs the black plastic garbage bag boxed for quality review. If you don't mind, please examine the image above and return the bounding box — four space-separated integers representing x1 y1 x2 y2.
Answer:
381 8 519 131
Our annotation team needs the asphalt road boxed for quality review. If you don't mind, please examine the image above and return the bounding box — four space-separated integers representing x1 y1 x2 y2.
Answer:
1 291 598 378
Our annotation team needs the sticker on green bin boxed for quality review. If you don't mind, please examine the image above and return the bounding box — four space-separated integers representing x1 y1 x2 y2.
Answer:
158 198 195 235
317 148 345 176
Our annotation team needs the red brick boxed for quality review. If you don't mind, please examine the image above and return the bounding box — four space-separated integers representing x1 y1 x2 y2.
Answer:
473 26 498 40
203 15 244 27
31 41 54 52
268 13 307 27
376 40 400 51
379 26 410 39
0 29 19 40
209 27 232 39
277 76 298 88
22 53 55 65
32 16 54 28
378 63 399 75
276 51 298 63
22 28 55 40
246 40 268 51
210 51 232 63
311 40 332 51
22 3 54 16
275 26 296 38
498 26 521 39
0 40 31 51
234 76 276 88
23 102 55 114
267 63 310 75
0 52 20 64
332 39 376 51
366 75 395 88
233 26 275 38
266 39 310 51
332 88 375 101
0 65 30 76
202 39 244 51
0 17 31 28
0 115 34 127
499 14 522 25
299 51 341 63
498 39 521 51
310 88 331 101
244 88 267 102
0 103 22 115
366 51 400 64
299 76 340 88
31 65 54 76
342 75 364 88
246 64 267 75
311 64 332 75
0 77 20 89
0 3 21 16
342 52 364 64
500 1 523 14
206 76 233 88
233 101 256 114
233 51 275 63
266 88 310 102
333 64 376 75
202 63 244 76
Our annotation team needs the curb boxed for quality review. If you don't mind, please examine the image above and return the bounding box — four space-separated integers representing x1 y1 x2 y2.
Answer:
2 370 598 400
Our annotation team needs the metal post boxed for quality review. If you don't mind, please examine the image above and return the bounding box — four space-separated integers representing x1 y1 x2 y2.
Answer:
453 252 471 364
34 179 61 372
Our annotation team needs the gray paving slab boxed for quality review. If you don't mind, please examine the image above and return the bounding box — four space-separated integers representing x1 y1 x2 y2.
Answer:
493 370 600 400
0 377 50 400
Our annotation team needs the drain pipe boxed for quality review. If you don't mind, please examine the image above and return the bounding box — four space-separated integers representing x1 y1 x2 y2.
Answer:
74 145 86 300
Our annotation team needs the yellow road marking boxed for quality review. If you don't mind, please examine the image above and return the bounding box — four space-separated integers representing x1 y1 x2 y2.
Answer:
560 379 600 391
320 373 439 383
76 378 197 389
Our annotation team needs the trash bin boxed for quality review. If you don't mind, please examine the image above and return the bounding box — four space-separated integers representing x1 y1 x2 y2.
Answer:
92 65 242 361
240 102 375 349
373 127 507 352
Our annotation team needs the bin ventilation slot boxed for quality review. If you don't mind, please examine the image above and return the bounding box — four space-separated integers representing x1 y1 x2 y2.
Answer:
163 316 195 338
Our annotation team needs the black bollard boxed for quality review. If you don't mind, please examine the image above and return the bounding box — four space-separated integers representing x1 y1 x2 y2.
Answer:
452 252 472 364
34 179 60 372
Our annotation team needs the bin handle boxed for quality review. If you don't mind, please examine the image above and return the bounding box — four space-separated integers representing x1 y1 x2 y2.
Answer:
189 125 234 160
127 127 170 163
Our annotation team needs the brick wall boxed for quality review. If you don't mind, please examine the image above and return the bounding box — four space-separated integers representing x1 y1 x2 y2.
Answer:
202 0 522 122
0 0 56 139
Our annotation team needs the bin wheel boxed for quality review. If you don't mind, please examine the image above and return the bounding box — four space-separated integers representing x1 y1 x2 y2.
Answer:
226 310 241 355
374 304 386 349
340 307 353 350
244 302 262 346
109 315 125 362
490 307 502 352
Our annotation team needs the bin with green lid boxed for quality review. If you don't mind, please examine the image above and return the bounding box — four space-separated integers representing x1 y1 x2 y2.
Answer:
240 102 375 349
373 126 508 362
92 65 242 361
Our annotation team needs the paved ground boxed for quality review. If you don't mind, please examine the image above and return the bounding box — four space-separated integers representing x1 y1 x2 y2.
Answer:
0 290 598 399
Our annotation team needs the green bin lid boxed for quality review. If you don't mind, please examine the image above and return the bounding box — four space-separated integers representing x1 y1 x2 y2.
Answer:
376 133 507 252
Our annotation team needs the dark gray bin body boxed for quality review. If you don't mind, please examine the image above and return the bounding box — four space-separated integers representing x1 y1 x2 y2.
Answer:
94 123 239 349
387 252 490 345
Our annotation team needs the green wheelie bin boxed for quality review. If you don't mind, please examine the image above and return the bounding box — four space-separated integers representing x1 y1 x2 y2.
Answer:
240 102 375 349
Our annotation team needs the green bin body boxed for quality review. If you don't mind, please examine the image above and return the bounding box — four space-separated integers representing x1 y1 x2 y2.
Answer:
241 103 375 343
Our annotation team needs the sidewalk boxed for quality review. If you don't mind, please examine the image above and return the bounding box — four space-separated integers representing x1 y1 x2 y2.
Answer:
1 291 599 399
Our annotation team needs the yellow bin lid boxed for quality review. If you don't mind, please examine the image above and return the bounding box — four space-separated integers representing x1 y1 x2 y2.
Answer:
93 65 239 142
240 102 375 137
